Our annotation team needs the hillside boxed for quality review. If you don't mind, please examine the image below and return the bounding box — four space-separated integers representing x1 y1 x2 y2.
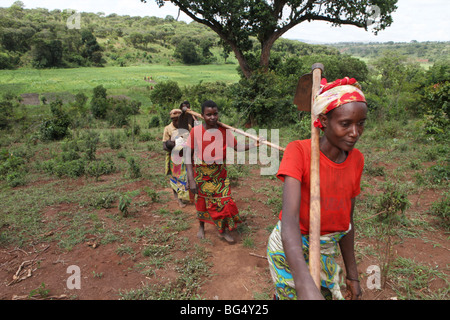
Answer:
329 41 450 65
0 3 337 70
2 3 447 71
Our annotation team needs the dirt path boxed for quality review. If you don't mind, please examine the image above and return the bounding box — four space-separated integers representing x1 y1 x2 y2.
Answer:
0 163 448 300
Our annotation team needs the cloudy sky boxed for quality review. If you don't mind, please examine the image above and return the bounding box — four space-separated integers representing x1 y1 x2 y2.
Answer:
1 0 449 43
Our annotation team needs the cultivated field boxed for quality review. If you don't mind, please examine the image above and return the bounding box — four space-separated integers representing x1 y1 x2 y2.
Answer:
0 65 448 300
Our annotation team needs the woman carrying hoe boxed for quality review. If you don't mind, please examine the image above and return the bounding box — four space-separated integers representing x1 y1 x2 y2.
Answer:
163 109 191 208
267 77 368 300
185 100 261 243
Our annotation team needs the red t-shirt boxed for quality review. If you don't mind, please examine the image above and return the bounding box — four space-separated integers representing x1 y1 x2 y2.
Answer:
187 125 237 163
277 139 364 235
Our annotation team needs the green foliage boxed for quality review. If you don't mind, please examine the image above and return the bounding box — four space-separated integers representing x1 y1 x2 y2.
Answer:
375 182 411 224
108 98 141 127
80 29 103 66
86 158 117 181
0 149 27 187
119 190 140 217
148 115 160 128
421 81 449 137
150 80 182 124
173 37 216 65
0 5 103 69
106 131 122 149
127 157 142 179
143 186 161 203
150 80 182 105
229 70 298 127
31 39 64 68
174 38 202 64
80 130 100 161
427 162 449 185
331 41 450 64
152 0 397 77
40 99 71 141
0 52 19 69
429 193 449 230
90 85 109 119
0 94 16 130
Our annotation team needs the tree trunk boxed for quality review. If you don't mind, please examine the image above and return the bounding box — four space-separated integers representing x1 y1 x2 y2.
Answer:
231 44 252 79
259 33 280 72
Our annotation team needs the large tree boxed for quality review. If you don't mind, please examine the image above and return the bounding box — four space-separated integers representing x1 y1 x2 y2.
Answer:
142 0 398 78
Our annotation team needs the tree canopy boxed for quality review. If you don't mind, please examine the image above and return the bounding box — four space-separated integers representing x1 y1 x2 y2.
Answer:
143 0 398 78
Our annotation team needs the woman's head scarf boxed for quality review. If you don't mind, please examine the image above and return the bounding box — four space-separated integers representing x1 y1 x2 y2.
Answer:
312 77 366 128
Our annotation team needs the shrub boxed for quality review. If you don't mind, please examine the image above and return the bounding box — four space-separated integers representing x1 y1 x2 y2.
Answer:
107 131 122 150
80 131 100 161
107 98 141 127
90 85 108 119
148 115 160 128
150 80 182 106
375 182 410 225
0 150 27 187
0 97 15 130
53 159 86 178
39 99 71 141
86 158 116 181
429 193 449 230
421 81 449 138
230 70 298 127
427 162 449 185
127 157 141 179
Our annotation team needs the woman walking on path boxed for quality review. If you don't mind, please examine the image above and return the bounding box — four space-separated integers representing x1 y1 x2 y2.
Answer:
163 109 191 208
186 100 261 243
267 77 367 300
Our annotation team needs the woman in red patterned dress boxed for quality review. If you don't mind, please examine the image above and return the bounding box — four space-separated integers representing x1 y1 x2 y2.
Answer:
185 100 260 243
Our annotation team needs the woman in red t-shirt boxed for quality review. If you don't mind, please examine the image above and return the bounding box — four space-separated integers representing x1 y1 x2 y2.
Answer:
186 100 260 243
267 78 367 300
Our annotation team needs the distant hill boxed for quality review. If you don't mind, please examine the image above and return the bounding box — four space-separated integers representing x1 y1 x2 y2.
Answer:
1 3 448 70
328 41 450 64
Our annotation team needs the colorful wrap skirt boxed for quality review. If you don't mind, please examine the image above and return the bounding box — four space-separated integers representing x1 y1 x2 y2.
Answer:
165 149 190 202
194 161 241 233
267 221 349 300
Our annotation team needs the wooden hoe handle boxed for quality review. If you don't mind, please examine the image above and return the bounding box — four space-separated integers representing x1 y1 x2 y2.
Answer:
185 109 285 152
309 64 324 289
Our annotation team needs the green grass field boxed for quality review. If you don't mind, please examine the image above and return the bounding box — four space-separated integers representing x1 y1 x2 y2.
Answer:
0 64 240 101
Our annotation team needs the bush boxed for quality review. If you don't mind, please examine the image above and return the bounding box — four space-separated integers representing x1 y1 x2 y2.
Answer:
107 98 141 127
427 162 449 185
0 151 27 187
79 131 100 161
148 115 160 128
230 70 298 127
150 80 182 106
52 159 86 178
90 85 108 119
107 131 122 150
421 81 449 137
0 52 19 69
0 99 15 130
127 157 141 179
375 182 411 225
429 193 449 230
39 99 71 141
86 158 117 181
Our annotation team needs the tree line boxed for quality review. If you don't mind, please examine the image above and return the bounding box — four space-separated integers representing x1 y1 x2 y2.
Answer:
0 1 346 70
330 41 450 64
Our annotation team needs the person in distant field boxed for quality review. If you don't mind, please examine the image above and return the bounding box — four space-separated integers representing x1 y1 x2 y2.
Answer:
178 100 197 131
267 77 367 300
185 100 261 243
163 109 191 208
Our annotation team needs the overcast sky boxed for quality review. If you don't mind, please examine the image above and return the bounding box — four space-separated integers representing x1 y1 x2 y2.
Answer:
1 0 449 43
